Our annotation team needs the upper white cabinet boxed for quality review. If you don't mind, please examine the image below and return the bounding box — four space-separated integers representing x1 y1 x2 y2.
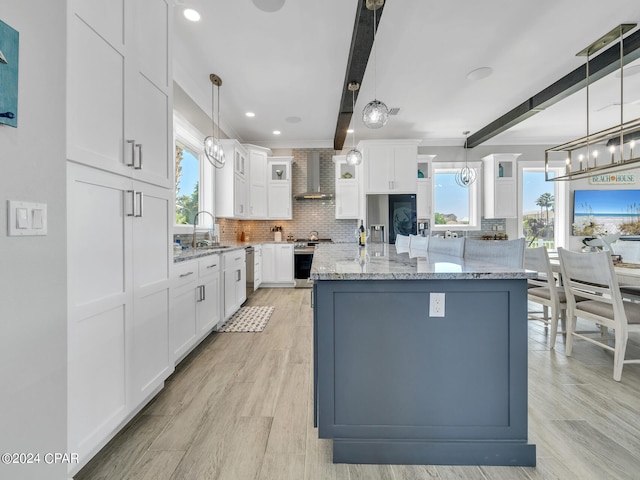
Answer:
267 157 293 219
361 140 420 194
216 140 249 218
482 153 521 219
416 155 435 219
67 0 172 188
333 155 361 219
245 144 272 219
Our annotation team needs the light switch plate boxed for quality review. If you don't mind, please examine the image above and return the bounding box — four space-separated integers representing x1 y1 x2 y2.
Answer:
7 200 48 236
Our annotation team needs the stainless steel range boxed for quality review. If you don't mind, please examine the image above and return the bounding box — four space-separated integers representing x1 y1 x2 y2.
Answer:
294 238 332 288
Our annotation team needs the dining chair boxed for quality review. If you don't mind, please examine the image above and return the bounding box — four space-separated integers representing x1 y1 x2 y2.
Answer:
427 236 465 257
409 234 428 250
395 234 410 249
524 246 566 349
558 247 640 381
463 238 526 268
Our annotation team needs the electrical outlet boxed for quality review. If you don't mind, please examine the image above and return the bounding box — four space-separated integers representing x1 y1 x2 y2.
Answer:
497 225 504 231
429 292 445 317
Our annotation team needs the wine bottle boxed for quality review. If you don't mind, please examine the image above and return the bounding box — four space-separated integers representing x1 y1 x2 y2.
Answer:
359 220 366 246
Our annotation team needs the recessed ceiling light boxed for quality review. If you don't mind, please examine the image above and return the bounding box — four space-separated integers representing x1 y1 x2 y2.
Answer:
273 130 281 135
285 116 302 123
252 0 285 13
347 129 354 134
466 67 493 81
183 8 201 21
245 112 255 117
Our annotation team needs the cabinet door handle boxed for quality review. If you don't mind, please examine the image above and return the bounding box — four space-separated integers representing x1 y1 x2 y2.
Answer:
126 190 136 216
126 140 135 167
180 271 194 278
135 143 143 170
236 269 241 282
235 256 242 261
135 191 144 217
206 263 217 269
310 289 314 308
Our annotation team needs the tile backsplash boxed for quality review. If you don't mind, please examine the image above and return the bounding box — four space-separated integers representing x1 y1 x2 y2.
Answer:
218 148 358 244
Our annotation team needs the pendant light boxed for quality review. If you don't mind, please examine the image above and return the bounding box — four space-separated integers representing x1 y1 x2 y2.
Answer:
455 131 476 187
346 82 363 166
204 73 225 169
362 0 389 129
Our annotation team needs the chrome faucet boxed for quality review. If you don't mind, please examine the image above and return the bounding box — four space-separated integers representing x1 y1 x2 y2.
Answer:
192 211 217 247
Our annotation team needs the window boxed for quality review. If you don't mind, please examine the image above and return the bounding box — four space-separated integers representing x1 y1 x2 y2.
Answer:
432 165 480 230
173 114 214 232
175 141 199 224
518 163 567 249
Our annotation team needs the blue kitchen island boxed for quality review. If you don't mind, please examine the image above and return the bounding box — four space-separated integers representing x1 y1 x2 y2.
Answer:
311 243 536 466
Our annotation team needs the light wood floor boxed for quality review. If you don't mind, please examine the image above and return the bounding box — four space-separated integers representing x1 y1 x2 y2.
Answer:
75 288 640 480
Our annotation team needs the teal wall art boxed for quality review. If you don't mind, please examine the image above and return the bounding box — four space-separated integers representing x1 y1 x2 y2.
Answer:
0 18 19 128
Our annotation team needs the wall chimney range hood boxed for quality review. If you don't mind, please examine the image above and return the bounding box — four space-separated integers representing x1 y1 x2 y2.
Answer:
294 151 333 200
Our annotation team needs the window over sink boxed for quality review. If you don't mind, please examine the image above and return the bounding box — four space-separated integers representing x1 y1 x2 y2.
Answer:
173 114 215 232
432 165 480 231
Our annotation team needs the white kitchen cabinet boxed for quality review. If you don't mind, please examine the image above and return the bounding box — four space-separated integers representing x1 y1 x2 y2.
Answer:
66 1 172 470
245 145 271 218
223 250 247 320
67 0 172 189
254 244 263 290
361 140 420 194
216 140 249 218
170 255 221 364
416 155 435 219
262 243 295 286
197 256 222 333
267 157 293 219
482 153 521 219
170 262 199 363
334 155 361 219
67 162 173 464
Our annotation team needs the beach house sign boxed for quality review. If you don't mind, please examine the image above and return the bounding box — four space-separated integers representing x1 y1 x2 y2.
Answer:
589 173 636 185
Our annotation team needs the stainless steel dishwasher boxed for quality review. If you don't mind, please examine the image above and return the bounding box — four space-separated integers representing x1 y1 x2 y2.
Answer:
245 246 255 300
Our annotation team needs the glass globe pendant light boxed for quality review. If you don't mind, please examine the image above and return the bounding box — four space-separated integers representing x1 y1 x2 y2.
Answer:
204 73 226 169
455 131 476 187
346 82 363 166
362 0 389 129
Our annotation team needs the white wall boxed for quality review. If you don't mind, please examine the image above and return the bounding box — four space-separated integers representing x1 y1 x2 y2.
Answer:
0 3 67 479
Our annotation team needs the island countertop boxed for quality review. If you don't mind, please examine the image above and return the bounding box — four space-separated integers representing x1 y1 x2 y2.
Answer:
310 243 535 280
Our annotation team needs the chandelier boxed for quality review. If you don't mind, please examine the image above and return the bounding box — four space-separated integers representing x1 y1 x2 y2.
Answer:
346 82 363 166
545 24 640 181
455 131 476 187
362 0 389 129
204 73 225 169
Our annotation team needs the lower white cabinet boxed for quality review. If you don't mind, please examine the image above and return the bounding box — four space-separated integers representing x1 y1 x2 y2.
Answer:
254 244 263 289
67 162 173 463
262 243 294 286
223 249 247 320
169 255 221 364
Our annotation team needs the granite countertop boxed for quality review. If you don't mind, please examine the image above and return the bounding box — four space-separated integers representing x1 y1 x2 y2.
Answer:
173 240 295 263
310 243 536 280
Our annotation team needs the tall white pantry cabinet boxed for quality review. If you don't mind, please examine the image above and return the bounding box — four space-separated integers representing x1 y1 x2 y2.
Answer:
66 0 173 473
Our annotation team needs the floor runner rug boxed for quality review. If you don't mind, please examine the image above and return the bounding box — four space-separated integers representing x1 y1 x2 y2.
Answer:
218 306 275 332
